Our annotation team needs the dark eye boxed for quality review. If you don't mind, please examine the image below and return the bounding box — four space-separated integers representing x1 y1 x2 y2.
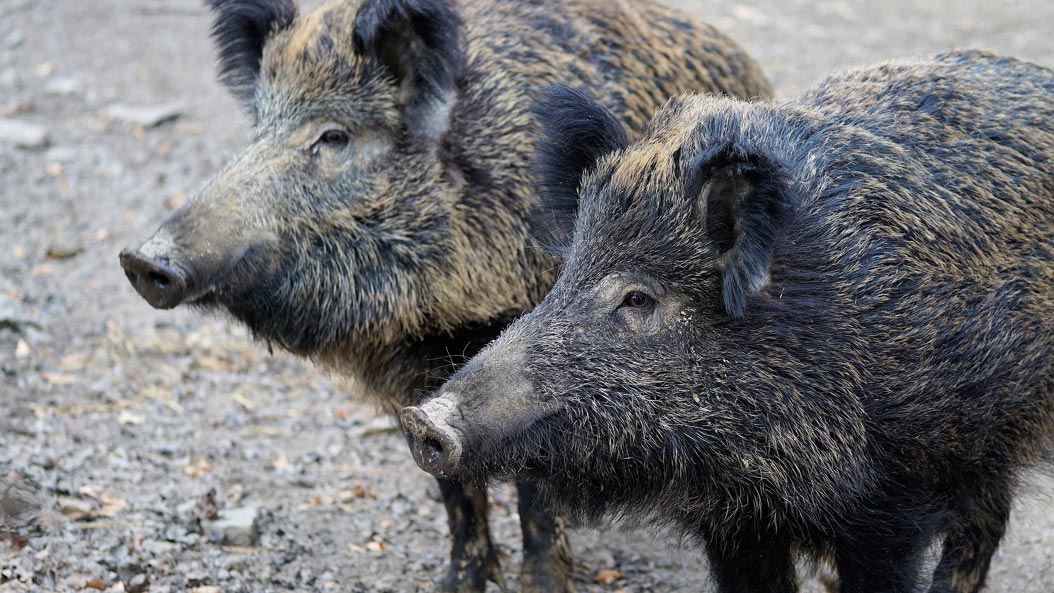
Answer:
316 129 349 148
621 291 654 310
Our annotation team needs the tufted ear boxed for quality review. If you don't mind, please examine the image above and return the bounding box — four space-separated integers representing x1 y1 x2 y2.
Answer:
353 0 464 143
686 143 794 318
529 86 629 256
205 0 297 106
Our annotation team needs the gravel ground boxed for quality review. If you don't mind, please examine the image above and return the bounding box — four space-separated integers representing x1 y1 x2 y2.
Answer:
1 0 1053 592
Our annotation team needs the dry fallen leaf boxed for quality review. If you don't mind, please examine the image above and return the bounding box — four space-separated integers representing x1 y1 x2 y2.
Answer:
57 353 89 371
364 540 388 553
82 577 105 590
183 459 213 478
225 483 245 503
594 569 624 585
332 407 349 421
272 452 294 472
229 392 255 411
337 482 375 501
41 372 77 386
96 492 127 518
57 496 94 521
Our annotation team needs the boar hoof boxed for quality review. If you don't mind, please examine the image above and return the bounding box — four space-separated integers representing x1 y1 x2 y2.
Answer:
519 561 575 593
441 547 507 593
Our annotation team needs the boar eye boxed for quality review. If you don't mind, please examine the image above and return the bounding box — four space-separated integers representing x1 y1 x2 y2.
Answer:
314 129 350 149
621 291 654 310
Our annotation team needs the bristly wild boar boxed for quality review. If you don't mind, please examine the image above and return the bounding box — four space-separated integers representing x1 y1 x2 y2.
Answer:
403 50 1054 593
117 0 772 591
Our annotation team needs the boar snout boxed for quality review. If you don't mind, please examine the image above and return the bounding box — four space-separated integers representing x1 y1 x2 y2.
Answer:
121 195 281 311
119 231 193 310
402 397 464 478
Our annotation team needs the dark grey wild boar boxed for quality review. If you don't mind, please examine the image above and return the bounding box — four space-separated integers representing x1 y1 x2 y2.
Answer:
403 50 1054 593
117 0 772 590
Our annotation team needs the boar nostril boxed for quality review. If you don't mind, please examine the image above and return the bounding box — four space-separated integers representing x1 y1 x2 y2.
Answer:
146 271 170 291
422 437 445 464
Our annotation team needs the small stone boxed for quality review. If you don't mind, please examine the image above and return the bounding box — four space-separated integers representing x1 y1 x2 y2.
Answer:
32 62 54 78
0 118 48 148
0 69 18 88
44 77 79 95
104 103 182 128
207 506 260 547
124 573 149 593
5 30 24 49
45 145 77 162
117 410 145 426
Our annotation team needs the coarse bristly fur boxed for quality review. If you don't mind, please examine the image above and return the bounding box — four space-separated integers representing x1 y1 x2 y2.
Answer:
409 50 1054 593
121 1 772 592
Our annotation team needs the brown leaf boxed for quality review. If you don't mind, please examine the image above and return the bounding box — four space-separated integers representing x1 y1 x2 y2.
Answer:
57 497 95 521
45 244 83 260
183 459 213 478
96 492 127 518
41 372 77 386
594 569 624 585
57 353 90 371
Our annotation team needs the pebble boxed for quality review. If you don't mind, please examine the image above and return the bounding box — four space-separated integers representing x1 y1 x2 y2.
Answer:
45 145 77 163
5 30 24 49
44 77 80 96
104 103 182 127
0 118 48 148
207 506 260 547
0 69 18 88
124 573 149 593
0 294 40 332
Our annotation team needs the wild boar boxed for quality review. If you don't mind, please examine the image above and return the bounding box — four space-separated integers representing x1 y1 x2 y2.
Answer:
403 50 1054 593
118 0 772 590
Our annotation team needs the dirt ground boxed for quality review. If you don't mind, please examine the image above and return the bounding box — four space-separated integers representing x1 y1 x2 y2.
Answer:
2 0 1053 592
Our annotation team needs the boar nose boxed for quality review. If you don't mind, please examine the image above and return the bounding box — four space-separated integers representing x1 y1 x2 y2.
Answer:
401 405 464 478
118 248 189 310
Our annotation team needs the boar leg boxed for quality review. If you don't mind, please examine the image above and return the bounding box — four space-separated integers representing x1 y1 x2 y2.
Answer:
702 526 797 593
516 480 575 593
834 528 924 593
437 478 507 593
928 483 1011 593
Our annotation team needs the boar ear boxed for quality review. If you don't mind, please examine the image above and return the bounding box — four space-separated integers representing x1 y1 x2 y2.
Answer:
529 86 629 256
206 0 298 106
353 0 464 143
687 144 794 318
